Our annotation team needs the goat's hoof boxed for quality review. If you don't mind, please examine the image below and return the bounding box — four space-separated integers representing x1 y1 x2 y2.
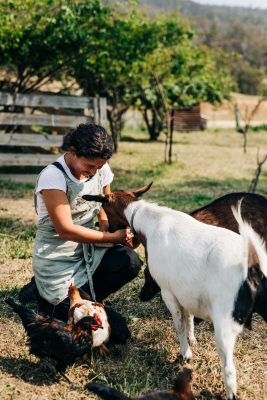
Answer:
174 354 186 364
182 348 193 360
228 395 237 400
174 352 192 364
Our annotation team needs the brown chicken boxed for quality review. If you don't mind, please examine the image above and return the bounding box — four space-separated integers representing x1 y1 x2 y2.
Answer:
85 368 195 400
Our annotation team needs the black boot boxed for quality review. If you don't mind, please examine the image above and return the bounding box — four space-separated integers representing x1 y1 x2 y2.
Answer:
19 277 39 304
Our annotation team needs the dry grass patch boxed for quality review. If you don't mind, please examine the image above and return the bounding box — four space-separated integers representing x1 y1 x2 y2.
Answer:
0 129 266 399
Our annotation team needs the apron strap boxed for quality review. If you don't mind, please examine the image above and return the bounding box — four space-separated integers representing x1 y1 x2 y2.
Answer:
52 161 67 175
83 243 97 301
53 161 97 301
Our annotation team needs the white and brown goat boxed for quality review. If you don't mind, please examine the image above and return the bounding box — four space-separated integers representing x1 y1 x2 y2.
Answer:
83 186 267 400
141 191 267 322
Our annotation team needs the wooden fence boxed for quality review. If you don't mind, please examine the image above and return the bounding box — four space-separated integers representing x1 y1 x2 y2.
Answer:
0 92 107 166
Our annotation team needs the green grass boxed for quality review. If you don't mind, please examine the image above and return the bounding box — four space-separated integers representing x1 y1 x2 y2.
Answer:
0 179 35 199
0 217 35 259
251 124 267 132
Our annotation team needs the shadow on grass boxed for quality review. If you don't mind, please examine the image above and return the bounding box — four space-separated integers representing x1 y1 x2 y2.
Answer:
0 216 36 237
120 135 151 143
0 356 60 386
198 390 223 399
0 288 21 301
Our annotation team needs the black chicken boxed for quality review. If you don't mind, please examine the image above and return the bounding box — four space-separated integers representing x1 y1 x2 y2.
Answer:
5 298 101 384
85 368 195 400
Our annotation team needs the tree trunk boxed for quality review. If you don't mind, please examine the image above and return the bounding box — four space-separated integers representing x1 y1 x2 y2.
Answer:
168 108 174 164
249 150 267 193
107 106 128 153
234 102 241 132
243 128 248 154
142 109 162 141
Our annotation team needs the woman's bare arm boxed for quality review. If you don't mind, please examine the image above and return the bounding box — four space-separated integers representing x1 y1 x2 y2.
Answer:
98 184 111 232
41 189 132 245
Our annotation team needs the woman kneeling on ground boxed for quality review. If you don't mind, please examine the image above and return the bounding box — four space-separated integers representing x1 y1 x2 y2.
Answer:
19 123 142 331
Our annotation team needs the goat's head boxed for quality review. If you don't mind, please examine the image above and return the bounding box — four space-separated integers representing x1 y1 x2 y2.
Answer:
82 182 152 232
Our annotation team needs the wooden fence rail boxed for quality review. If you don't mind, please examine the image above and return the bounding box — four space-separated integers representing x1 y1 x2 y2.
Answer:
0 92 107 167
0 133 63 147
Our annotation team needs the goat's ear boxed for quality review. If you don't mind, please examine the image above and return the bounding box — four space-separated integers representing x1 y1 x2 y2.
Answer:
82 194 109 203
133 182 153 198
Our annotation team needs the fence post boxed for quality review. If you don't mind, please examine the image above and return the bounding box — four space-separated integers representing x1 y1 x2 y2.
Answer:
99 98 107 127
93 97 100 125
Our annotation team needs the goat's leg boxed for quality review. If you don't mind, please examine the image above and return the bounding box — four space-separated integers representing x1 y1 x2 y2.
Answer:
161 290 192 360
213 318 242 400
139 265 160 302
186 313 196 345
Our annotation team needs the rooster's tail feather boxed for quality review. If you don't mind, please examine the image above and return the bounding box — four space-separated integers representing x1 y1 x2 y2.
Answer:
5 298 39 331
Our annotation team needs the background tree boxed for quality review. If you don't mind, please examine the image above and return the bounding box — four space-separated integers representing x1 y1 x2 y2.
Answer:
0 0 113 95
134 42 233 142
234 96 267 153
70 5 192 151
132 16 193 141
0 0 78 94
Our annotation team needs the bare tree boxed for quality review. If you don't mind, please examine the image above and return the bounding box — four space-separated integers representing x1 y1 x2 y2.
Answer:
153 74 173 164
234 97 266 153
249 148 267 193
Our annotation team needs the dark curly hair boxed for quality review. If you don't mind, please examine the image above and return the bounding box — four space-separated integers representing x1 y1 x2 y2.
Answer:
62 123 113 159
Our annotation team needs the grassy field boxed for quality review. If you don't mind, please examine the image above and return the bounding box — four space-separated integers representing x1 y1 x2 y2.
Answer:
0 129 267 399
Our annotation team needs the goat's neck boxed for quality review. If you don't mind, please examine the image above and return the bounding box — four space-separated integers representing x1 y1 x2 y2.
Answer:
124 201 143 231
124 200 147 252
138 232 147 254
125 200 153 234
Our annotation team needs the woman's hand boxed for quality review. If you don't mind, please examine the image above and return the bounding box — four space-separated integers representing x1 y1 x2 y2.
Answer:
111 228 134 248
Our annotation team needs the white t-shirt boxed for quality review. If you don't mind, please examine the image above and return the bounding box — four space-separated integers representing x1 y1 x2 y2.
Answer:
36 155 114 219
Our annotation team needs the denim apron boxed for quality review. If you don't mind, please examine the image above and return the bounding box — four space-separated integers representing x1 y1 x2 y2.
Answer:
32 164 108 305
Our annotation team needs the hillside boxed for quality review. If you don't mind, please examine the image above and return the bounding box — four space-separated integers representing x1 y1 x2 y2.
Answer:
138 0 267 95
139 0 267 20
139 0 267 37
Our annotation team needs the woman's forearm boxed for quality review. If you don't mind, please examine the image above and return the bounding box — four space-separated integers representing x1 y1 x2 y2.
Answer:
58 224 116 243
